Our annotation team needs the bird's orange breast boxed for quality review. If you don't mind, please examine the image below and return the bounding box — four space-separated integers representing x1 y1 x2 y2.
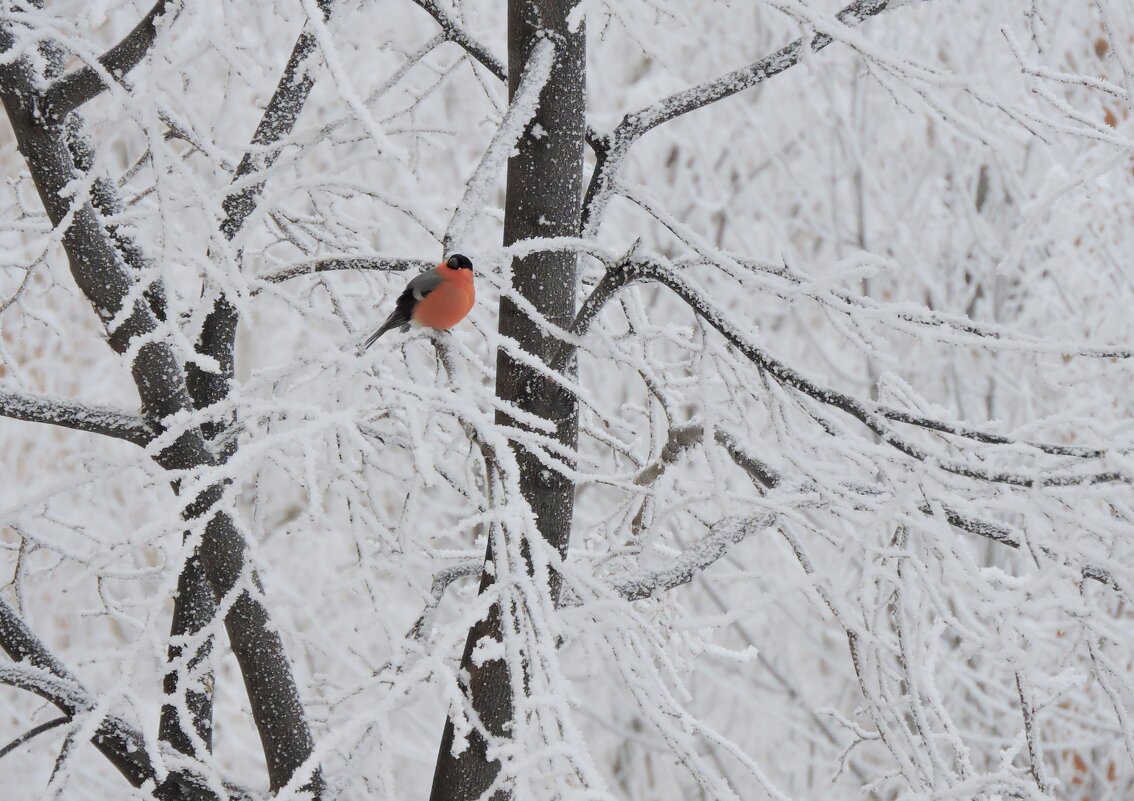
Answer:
413 267 475 330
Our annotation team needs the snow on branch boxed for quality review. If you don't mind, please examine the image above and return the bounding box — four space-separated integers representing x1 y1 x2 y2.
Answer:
255 255 433 287
445 35 556 252
582 0 898 234
0 596 243 801
220 0 334 243
409 0 506 82
40 0 182 124
610 257 1129 488
610 514 777 601
715 429 1124 592
0 387 152 445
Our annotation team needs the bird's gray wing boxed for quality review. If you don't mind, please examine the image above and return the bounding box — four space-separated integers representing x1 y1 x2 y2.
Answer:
407 270 443 299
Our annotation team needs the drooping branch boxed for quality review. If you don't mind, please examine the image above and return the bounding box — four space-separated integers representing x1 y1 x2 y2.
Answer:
40 0 181 124
584 257 1128 488
581 0 898 234
0 388 152 445
715 429 1123 592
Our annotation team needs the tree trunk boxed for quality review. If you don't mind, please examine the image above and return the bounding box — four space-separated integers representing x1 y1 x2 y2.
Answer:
428 3 585 799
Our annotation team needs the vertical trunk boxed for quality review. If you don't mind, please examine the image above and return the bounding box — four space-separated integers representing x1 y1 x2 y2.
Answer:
428 3 585 800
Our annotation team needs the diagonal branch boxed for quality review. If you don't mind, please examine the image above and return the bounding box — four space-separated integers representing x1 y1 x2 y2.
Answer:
610 514 776 600
40 0 181 124
190 0 335 445
0 596 245 801
581 0 897 234
605 258 1127 488
407 0 606 154
409 0 506 81
0 388 152 445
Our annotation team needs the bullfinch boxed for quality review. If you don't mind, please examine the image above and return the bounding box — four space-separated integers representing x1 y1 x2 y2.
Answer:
360 253 475 349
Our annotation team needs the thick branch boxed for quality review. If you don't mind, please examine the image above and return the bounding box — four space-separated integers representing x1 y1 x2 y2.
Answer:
1 28 320 796
192 0 335 444
40 0 180 123
582 0 895 234
0 388 152 445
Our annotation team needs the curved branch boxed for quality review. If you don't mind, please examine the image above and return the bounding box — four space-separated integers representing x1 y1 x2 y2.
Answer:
40 0 181 123
0 715 68 760
0 388 152 445
621 258 1127 488
582 0 896 234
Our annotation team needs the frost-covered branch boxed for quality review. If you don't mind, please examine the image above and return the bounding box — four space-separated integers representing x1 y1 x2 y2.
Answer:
582 0 899 234
407 560 481 640
445 36 556 251
409 0 506 81
0 24 320 795
0 388 152 445
716 429 1123 592
611 514 776 601
255 255 432 287
611 258 1128 488
40 0 181 124
0 596 243 801
0 715 68 761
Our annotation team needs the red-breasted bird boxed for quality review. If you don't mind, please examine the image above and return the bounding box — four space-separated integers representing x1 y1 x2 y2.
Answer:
360 253 475 350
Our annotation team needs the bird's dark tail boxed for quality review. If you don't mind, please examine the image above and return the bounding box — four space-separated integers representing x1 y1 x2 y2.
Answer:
359 309 412 351
360 285 417 351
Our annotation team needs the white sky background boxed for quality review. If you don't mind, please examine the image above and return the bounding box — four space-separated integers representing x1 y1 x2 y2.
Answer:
3 0 1134 799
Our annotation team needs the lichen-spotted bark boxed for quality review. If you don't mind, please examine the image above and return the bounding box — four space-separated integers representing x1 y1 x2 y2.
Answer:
428 2 585 800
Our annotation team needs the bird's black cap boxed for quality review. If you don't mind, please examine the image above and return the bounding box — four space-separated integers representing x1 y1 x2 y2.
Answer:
447 253 473 271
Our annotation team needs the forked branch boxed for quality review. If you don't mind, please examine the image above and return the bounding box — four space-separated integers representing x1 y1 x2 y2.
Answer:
40 0 181 124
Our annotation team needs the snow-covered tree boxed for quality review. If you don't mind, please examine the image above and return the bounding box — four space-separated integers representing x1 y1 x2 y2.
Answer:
3 1 1134 800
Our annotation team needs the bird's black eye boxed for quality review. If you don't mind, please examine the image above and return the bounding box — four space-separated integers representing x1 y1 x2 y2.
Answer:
447 254 473 271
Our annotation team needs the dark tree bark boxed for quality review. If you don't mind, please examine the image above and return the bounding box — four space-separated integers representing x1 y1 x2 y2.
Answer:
428 3 586 800
0 22 321 798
